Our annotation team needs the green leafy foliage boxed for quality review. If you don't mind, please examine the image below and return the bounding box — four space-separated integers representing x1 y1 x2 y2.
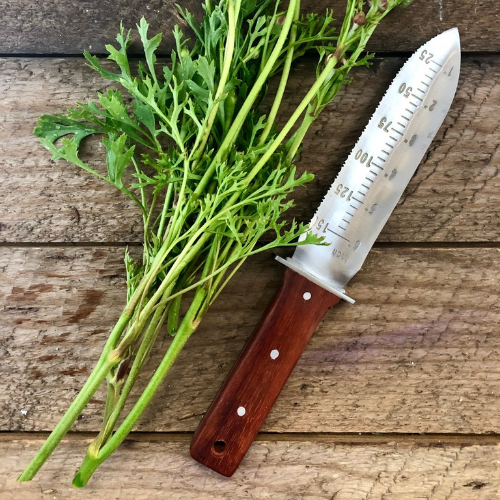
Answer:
102 134 135 190
23 0 414 486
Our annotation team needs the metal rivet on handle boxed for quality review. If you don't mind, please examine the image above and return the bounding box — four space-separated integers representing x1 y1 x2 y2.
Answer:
237 406 246 416
270 349 279 360
303 292 311 301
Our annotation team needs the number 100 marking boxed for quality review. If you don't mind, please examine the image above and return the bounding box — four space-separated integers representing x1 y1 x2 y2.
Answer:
355 149 373 167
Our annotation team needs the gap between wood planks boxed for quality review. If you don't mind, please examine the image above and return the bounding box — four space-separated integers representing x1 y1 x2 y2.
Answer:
1 431 499 446
0 51 498 59
1 242 500 248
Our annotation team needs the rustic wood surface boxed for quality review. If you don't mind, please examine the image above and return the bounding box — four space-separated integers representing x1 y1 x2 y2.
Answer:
2 0 500 495
2 56 500 243
1 0 498 54
2 434 499 499
2 247 499 435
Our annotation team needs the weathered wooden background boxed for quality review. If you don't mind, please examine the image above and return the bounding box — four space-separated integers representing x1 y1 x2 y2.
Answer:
1 0 499 498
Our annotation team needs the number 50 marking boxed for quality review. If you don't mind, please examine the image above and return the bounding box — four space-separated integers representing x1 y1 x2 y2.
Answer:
399 83 412 98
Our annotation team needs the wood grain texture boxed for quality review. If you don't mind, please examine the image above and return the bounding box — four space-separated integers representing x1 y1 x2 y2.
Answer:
2 246 499 435
2 0 499 492
0 0 497 54
2 56 500 243
191 269 341 476
2 435 499 499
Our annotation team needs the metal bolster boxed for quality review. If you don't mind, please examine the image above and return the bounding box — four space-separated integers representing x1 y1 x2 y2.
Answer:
275 256 355 304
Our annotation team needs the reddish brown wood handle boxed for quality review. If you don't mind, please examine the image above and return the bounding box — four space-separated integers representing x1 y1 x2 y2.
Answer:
190 268 342 476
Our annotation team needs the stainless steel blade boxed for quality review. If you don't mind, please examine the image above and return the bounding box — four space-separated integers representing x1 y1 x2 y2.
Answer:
278 28 461 303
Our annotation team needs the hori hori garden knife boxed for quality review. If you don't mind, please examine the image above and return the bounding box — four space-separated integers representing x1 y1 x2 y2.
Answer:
190 28 461 476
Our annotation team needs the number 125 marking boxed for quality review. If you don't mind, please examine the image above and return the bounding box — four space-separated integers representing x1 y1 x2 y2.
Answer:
334 183 353 201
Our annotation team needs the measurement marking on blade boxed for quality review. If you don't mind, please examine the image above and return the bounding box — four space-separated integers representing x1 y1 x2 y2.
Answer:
372 163 383 170
377 156 386 162
364 177 374 183
361 184 370 190
338 225 346 231
341 219 350 224
326 227 350 242
417 88 425 93
357 191 366 197
382 150 390 155
385 143 394 149
401 116 410 122
431 60 443 67
389 135 398 141
409 102 418 108
421 81 430 87
411 94 423 102
350 204 358 211
429 67 437 74
405 109 414 115
424 74 434 80
352 197 364 204
397 121 407 128
369 170 378 176
391 128 403 136
346 212 354 217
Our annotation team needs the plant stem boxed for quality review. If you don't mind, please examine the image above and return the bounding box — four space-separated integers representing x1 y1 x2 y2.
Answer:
89 294 171 454
241 49 342 188
73 286 207 487
192 0 241 163
285 107 316 160
17 359 115 481
17 246 171 481
167 294 181 334
286 9 390 160
158 182 173 241
111 226 208 359
259 0 300 145
192 0 299 199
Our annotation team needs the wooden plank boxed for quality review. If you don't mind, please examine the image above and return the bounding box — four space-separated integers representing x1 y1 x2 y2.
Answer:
1 434 498 499
1 0 497 54
1 246 499 434
1 56 499 243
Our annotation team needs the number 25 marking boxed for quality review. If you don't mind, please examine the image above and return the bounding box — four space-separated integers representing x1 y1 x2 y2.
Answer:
419 49 434 64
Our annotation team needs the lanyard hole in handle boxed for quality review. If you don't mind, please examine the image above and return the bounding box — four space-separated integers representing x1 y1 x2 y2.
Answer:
212 440 226 455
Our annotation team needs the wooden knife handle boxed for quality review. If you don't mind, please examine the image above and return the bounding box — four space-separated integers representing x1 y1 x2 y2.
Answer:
190 267 342 476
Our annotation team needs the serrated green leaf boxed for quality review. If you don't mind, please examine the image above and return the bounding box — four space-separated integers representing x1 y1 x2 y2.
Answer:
34 114 98 146
103 23 132 79
133 99 156 136
195 56 216 95
39 136 106 182
186 79 210 103
84 51 122 82
137 17 162 81
102 133 135 189
106 44 129 72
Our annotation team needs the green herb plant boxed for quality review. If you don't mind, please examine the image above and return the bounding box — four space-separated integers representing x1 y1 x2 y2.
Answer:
19 0 413 486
